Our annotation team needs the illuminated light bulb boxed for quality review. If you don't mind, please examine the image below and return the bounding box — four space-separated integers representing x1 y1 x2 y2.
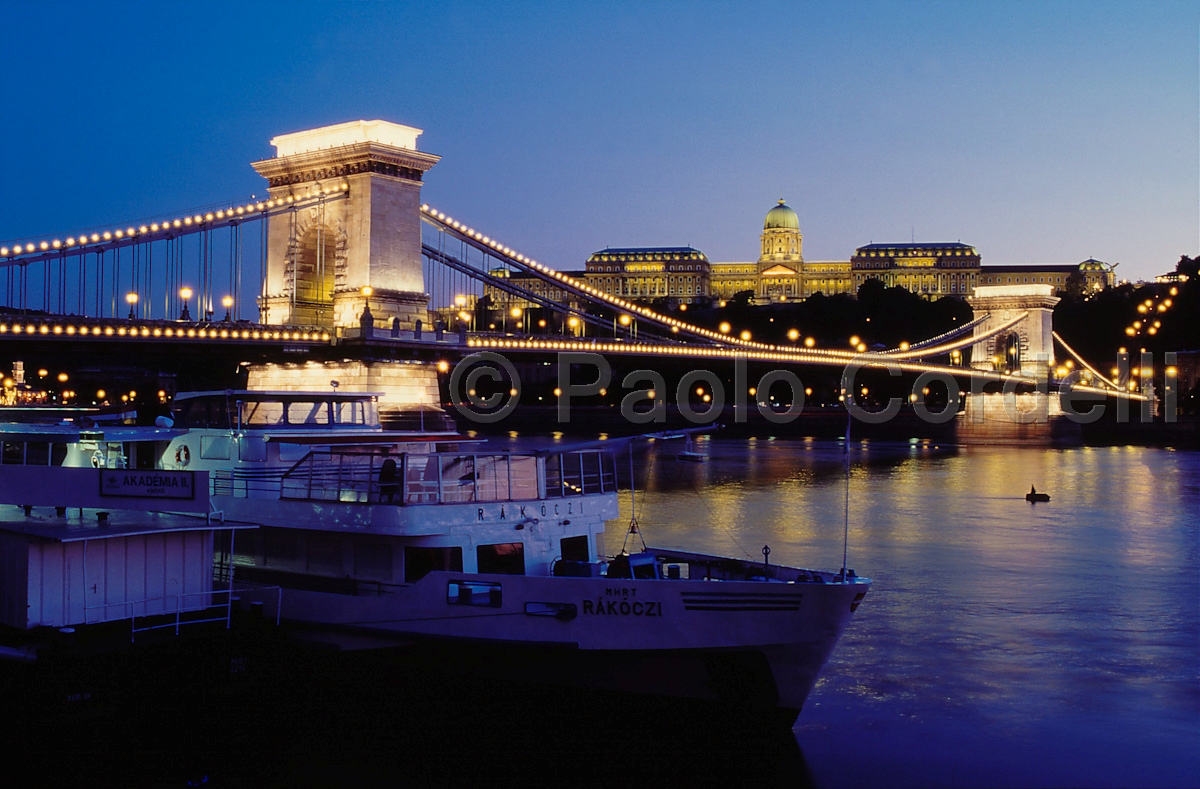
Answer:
173 219 182 227
39 241 49 250
0 247 8 256
126 227 135 235
205 213 214 221
184 217 193 226
114 230 124 238
139 226 148 233
91 234 101 242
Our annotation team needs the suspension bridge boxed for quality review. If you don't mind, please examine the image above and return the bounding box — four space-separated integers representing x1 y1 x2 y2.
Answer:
0 119 1149 418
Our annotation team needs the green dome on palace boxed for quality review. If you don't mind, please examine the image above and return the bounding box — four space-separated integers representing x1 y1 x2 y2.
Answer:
764 199 799 230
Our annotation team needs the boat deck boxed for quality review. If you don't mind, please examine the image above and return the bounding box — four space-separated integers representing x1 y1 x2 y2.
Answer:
0 505 258 542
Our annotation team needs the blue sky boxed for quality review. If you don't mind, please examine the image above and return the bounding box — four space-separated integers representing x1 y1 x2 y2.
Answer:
1 1 1195 283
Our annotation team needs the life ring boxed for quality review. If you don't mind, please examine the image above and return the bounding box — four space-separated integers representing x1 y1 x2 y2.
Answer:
175 445 191 467
90 450 103 468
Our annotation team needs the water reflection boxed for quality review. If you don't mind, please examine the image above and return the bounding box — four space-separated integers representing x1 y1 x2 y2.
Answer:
610 439 1198 789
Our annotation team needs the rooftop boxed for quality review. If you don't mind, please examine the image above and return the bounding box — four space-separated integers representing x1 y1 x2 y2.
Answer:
856 242 976 253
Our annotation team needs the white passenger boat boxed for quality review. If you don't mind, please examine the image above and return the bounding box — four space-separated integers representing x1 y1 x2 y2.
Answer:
0 390 869 722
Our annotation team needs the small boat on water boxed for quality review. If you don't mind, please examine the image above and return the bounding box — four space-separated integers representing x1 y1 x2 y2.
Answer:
1026 486 1051 503
0 390 869 722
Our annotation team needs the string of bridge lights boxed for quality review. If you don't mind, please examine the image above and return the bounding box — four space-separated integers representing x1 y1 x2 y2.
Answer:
0 185 349 258
421 204 1011 364
0 320 329 343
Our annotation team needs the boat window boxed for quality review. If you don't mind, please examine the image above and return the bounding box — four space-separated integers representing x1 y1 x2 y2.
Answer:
241 400 286 426
25 442 50 466
404 546 463 584
447 580 502 607
288 401 328 425
331 400 367 425
306 535 343 575
51 443 67 465
561 535 589 562
201 435 232 460
174 397 233 429
477 543 525 575
238 437 267 462
354 542 393 581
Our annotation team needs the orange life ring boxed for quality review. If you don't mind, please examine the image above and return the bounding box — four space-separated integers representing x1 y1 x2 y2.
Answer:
175 445 191 467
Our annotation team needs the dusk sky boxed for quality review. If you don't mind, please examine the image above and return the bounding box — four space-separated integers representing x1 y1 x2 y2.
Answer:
1 1 1195 284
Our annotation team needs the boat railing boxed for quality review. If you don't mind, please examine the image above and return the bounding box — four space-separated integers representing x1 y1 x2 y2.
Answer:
209 467 288 498
83 585 283 642
274 449 617 505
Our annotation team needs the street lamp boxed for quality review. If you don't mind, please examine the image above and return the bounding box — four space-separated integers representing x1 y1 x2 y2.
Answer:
510 306 523 333
126 292 138 320
222 296 234 322
179 287 193 321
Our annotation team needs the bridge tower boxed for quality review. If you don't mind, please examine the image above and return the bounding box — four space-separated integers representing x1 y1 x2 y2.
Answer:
252 120 440 331
960 284 1077 444
966 284 1059 378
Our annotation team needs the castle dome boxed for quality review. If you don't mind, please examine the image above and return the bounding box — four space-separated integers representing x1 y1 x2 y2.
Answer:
764 199 799 230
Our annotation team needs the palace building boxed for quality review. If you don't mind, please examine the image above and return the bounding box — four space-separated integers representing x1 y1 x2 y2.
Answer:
481 199 1117 324
583 247 710 304
979 258 1116 292
710 200 853 302
850 242 982 297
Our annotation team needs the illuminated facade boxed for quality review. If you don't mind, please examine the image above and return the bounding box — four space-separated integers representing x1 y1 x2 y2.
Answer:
583 247 711 304
979 259 1117 292
711 200 852 302
851 243 982 297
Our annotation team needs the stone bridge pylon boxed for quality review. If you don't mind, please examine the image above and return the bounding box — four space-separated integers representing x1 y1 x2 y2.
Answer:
253 120 440 331
966 284 1060 379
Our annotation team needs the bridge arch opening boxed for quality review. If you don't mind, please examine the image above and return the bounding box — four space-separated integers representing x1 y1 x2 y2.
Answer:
287 223 343 328
995 332 1022 373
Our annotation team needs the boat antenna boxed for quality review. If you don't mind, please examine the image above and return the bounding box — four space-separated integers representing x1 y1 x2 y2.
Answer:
622 441 646 553
842 396 851 582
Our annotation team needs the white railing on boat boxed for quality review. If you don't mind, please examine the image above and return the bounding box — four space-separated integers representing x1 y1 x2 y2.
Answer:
83 585 282 642
209 449 617 505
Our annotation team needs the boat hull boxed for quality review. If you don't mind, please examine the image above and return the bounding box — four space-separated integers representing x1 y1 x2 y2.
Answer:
240 569 867 714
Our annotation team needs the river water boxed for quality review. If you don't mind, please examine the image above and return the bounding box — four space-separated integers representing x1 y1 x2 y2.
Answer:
35 437 1198 787
593 436 1199 788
